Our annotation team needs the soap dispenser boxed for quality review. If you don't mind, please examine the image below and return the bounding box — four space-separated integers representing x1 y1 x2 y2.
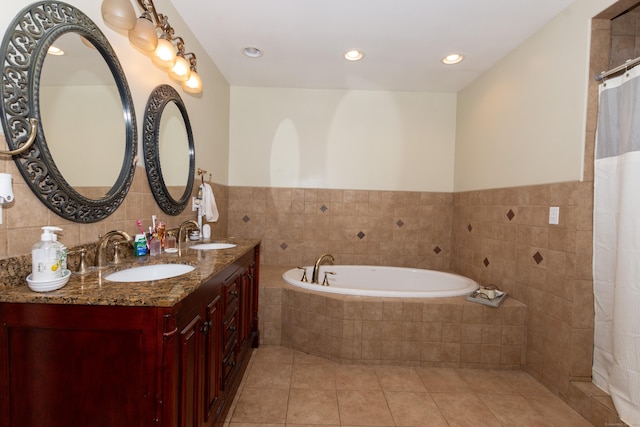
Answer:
31 226 64 282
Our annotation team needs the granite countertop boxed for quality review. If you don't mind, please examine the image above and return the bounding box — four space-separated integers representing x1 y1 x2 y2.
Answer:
0 238 260 307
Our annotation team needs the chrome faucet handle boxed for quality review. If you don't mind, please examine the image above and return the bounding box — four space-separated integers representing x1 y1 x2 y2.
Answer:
322 271 336 286
297 266 308 282
68 248 88 274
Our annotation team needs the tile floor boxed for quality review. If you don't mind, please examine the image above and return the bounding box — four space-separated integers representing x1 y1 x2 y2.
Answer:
226 345 594 427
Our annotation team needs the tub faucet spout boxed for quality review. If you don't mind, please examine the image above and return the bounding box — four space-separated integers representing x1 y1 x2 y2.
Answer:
311 253 335 284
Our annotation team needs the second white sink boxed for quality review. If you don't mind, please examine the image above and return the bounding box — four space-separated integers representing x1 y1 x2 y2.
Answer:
190 243 237 250
105 264 194 282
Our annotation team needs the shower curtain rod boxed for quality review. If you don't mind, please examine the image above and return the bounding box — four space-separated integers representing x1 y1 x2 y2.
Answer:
595 56 640 81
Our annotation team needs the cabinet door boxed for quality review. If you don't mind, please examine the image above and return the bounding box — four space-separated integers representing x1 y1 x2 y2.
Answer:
0 304 157 427
178 314 201 427
239 260 259 350
202 295 222 427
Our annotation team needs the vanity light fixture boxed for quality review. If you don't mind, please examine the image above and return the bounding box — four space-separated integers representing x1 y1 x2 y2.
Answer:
101 0 136 30
168 38 191 82
442 53 464 65
181 53 202 94
128 10 157 52
344 49 364 61
100 0 203 93
152 37 177 68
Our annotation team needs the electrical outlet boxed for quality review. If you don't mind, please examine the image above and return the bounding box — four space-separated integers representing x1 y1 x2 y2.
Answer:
549 206 560 225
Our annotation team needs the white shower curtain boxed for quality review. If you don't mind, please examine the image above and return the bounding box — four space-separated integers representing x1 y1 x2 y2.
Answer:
593 65 640 427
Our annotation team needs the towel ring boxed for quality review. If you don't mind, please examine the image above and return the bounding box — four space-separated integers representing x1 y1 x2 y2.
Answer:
0 118 38 156
197 167 207 185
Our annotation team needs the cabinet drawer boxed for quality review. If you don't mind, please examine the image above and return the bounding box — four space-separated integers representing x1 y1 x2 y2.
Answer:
222 348 237 388
223 312 238 354
224 281 239 311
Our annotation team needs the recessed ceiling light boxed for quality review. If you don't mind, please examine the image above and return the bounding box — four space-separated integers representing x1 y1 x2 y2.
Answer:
242 47 263 58
442 53 464 65
47 45 64 56
344 49 364 61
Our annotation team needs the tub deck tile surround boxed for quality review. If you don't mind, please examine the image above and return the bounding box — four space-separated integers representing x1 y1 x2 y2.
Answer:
259 265 526 369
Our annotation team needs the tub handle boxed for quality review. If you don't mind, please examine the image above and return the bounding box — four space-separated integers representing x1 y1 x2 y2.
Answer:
297 266 308 282
322 271 336 286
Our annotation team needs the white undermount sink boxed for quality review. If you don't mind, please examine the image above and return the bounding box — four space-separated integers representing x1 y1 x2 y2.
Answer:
189 243 237 250
105 264 195 282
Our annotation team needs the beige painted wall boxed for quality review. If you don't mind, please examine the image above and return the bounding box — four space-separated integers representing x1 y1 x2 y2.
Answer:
454 0 617 192
229 87 457 192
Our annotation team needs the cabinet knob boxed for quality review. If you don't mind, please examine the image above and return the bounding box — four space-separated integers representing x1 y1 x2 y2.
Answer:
230 290 239 297
200 320 212 334
228 325 236 332
227 360 236 367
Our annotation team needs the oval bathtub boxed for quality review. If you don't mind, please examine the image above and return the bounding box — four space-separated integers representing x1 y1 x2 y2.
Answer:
282 265 478 298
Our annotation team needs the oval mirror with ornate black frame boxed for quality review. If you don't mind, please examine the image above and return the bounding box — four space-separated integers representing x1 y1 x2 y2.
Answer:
0 1 137 223
143 84 195 215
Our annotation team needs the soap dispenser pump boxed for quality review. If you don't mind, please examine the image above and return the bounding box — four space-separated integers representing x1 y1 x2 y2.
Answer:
31 226 64 282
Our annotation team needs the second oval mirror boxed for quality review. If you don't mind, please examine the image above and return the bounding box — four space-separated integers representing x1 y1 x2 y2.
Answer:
143 84 195 215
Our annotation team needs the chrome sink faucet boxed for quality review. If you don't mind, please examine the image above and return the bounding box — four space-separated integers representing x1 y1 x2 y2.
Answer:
311 253 335 284
95 230 132 269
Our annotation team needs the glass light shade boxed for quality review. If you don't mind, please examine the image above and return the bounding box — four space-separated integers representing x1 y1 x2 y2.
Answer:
101 0 136 30
128 17 158 52
152 38 177 68
168 56 191 82
182 71 202 94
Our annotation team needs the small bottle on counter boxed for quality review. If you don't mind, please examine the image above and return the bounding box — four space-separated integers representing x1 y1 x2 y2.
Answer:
149 234 162 256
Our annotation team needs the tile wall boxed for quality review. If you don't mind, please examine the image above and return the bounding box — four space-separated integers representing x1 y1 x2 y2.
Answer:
451 182 594 393
609 3 640 69
228 187 453 269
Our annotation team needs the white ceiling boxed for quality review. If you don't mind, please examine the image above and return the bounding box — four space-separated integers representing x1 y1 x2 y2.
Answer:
170 0 576 93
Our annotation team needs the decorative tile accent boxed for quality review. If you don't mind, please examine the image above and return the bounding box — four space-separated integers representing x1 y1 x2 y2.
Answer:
533 251 544 265
280 242 288 250
242 215 250 223
396 219 405 228
506 209 515 221
483 258 490 267
320 204 328 213
357 231 366 239
433 246 442 255
467 224 473 232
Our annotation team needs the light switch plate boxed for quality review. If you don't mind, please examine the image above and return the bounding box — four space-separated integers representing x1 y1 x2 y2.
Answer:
549 206 559 225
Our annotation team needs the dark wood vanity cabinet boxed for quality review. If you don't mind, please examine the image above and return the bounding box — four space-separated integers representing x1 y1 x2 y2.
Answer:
0 248 259 427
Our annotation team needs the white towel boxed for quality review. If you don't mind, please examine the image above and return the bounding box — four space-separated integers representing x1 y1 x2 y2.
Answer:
201 183 219 222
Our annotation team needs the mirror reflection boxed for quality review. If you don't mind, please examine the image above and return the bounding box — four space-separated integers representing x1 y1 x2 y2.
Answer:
40 33 125 199
158 102 190 200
